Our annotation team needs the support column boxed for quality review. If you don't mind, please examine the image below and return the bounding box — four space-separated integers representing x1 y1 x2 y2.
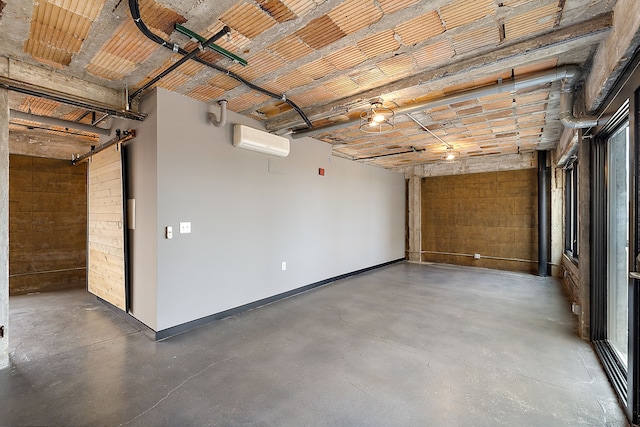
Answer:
577 132 591 339
0 87 8 369
407 174 422 262
550 152 564 278
538 151 550 277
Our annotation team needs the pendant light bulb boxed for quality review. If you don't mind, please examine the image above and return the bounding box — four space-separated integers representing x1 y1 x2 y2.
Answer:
372 113 386 123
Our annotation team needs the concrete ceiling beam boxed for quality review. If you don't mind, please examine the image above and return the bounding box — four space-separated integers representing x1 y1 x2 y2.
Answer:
0 58 138 118
265 12 613 131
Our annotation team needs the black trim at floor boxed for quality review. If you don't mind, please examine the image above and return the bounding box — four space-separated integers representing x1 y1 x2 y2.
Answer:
95 295 156 340
593 340 628 405
152 258 405 340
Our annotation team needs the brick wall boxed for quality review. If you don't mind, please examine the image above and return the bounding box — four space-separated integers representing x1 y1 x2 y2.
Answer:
9 155 87 295
421 169 538 274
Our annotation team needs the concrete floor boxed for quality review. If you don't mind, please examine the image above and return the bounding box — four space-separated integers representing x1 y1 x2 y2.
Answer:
0 262 629 426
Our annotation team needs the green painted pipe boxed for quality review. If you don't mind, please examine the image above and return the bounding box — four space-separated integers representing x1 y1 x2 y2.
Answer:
174 24 248 66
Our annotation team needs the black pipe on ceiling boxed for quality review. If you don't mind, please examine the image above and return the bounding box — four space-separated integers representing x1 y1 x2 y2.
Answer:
127 0 312 129
128 26 231 101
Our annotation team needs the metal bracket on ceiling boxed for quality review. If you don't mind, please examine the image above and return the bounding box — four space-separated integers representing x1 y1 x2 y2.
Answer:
174 23 248 66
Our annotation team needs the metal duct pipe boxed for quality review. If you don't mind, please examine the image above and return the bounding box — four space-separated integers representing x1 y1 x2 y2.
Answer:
538 150 550 277
208 100 227 127
290 65 597 139
558 84 600 128
9 109 111 136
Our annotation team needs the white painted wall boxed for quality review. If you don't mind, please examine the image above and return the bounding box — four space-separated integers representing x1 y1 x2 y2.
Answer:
125 89 405 332
122 91 159 330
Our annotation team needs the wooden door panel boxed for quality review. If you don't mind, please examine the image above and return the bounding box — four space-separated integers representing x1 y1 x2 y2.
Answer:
87 145 126 310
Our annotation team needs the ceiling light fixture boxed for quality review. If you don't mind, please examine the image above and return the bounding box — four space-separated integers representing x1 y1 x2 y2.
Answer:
360 101 394 134
442 147 459 162
406 113 459 162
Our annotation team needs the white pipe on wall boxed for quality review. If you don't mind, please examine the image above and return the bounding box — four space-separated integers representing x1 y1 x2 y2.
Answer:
208 100 227 127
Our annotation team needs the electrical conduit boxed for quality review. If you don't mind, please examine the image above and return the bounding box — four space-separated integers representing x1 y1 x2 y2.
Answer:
127 0 312 129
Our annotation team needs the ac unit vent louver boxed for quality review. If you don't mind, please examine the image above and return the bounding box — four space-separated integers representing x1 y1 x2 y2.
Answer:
233 124 290 157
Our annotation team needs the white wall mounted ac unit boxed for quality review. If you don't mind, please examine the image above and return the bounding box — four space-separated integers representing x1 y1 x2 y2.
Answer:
233 124 290 157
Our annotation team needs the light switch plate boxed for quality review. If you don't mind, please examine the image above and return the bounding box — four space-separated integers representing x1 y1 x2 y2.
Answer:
180 222 191 234
281 261 286 271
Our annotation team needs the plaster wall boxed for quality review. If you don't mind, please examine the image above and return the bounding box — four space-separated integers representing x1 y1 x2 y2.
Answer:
123 89 405 331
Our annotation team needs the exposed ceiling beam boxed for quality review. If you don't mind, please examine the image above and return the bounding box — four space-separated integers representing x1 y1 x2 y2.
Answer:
9 128 96 160
0 58 144 120
0 57 121 108
9 110 110 136
266 12 613 131
398 152 538 177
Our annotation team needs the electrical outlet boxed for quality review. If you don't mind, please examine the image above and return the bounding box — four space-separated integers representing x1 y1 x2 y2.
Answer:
474 253 481 259
282 261 287 271
572 303 581 315
166 226 173 239
180 222 191 234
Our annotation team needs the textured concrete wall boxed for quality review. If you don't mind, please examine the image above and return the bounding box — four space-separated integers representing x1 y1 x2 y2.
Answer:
562 256 580 303
559 133 590 340
421 169 538 274
9 155 86 295
407 175 421 262
550 155 564 278
585 0 640 111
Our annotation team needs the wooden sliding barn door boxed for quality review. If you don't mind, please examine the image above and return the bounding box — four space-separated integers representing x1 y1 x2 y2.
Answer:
87 144 127 311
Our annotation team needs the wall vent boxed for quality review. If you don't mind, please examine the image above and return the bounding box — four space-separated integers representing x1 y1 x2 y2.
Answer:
233 124 290 157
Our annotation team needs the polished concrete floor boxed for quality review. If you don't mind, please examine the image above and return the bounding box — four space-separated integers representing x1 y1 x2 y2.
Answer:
0 262 628 426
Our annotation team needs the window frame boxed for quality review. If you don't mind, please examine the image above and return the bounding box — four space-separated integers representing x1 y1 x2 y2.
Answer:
565 160 579 260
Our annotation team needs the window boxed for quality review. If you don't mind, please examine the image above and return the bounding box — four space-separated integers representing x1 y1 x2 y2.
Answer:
606 123 630 368
565 160 579 259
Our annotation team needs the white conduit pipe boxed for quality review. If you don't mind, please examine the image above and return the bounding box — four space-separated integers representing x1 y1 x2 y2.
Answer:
290 65 600 139
9 109 112 136
208 100 227 127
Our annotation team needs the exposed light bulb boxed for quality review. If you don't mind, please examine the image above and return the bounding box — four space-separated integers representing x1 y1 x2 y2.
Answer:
446 152 456 161
372 113 386 123
359 101 395 134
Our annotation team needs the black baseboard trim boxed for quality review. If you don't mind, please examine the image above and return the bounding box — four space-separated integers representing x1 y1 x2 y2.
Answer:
95 295 157 340
154 258 405 341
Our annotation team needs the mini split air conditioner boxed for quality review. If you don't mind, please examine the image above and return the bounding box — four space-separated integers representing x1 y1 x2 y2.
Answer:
233 124 290 157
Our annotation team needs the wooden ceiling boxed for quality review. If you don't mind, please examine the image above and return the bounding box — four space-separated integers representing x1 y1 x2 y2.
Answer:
0 0 620 168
